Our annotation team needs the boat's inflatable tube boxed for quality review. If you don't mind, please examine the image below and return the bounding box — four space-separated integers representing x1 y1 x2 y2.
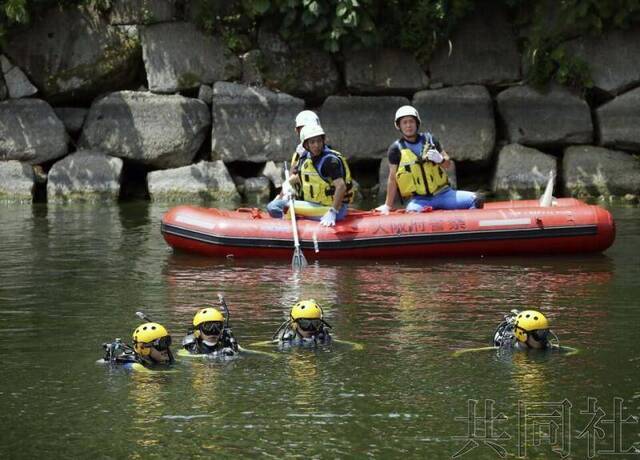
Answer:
160 198 615 259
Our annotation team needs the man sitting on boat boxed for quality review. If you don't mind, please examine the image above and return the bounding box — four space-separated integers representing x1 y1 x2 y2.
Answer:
101 322 175 371
180 306 239 357
268 124 354 227
267 110 321 218
376 105 483 214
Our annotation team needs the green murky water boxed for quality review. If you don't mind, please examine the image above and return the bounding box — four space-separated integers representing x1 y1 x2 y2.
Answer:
1 202 638 459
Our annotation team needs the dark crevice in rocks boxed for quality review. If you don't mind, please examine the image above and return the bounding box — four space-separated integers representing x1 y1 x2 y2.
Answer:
193 129 213 163
226 161 264 179
119 160 150 201
456 161 493 195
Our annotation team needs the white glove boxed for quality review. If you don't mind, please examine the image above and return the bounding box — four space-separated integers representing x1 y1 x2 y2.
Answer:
281 179 295 199
320 208 337 227
425 149 444 164
375 204 391 215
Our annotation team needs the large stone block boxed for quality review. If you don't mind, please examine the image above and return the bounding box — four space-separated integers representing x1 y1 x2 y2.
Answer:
429 2 520 86
320 96 410 160
4 5 141 103
0 99 67 164
565 27 640 96
211 82 304 162
596 87 640 152
47 150 123 202
413 85 494 163
141 22 241 93
344 48 429 94
496 85 593 148
563 145 640 198
147 160 240 203
0 55 38 99
257 29 340 100
0 161 34 202
80 91 210 169
492 144 557 199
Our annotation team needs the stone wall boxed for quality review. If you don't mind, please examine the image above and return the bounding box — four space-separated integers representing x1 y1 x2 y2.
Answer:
1 1 639 204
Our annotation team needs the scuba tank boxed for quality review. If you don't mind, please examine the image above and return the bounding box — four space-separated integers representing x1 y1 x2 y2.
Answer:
493 310 519 348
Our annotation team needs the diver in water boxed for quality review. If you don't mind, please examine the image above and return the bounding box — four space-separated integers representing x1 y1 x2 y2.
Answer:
273 299 333 347
101 321 174 371
180 305 238 357
454 309 577 356
493 309 558 350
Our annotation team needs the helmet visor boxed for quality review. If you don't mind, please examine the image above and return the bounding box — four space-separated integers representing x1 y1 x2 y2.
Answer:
139 335 172 351
199 321 223 336
530 329 549 342
297 319 323 332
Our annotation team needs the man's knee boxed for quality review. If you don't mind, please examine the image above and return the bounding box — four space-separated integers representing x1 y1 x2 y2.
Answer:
472 193 485 209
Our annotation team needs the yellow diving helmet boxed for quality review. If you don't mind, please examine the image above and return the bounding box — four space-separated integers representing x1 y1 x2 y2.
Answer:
514 310 550 343
132 322 171 356
290 299 326 333
290 299 323 320
193 307 225 336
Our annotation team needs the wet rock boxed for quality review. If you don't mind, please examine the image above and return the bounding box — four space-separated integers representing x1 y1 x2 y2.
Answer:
211 82 304 162
596 87 640 152
492 144 557 199
320 96 410 160
429 2 520 86
565 26 640 96
0 99 67 164
413 85 494 163
80 91 210 169
563 145 640 198
0 55 38 99
147 160 240 203
141 22 241 93
0 161 35 202
109 0 177 25
4 5 141 104
344 48 429 94
496 85 593 148
54 107 88 136
47 150 123 202
243 176 271 205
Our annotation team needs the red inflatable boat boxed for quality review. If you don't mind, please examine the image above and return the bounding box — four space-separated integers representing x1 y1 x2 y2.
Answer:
160 198 615 259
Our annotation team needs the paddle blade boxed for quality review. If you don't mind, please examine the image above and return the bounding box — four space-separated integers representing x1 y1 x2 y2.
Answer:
292 247 308 269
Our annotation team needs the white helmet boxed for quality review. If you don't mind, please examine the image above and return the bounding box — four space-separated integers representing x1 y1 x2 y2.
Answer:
300 124 325 144
394 105 421 129
295 110 320 129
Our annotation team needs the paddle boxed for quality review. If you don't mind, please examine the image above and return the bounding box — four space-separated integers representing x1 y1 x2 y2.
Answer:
284 162 307 269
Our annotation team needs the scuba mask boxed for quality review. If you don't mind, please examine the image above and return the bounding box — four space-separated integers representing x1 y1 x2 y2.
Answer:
296 318 324 332
135 335 172 355
529 329 550 343
199 321 223 336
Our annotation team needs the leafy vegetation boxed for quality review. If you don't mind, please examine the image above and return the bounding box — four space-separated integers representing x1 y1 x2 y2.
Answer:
2 0 640 91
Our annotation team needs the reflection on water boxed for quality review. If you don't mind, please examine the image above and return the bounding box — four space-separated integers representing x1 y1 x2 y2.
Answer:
0 203 638 458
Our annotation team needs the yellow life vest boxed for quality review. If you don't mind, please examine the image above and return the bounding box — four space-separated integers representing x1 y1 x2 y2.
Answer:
298 148 354 206
395 135 449 198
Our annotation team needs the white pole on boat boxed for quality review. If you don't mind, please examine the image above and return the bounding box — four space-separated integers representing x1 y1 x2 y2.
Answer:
539 170 556 207
284 162 308 269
